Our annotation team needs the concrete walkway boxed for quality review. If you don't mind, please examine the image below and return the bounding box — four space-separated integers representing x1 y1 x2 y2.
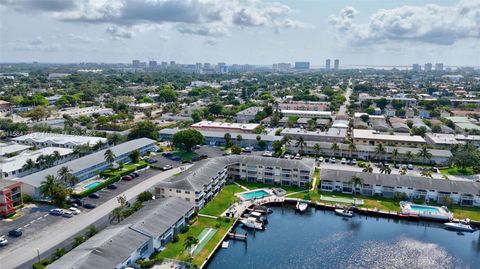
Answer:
198 214 218 219
1 165 191 269
234 182 250 191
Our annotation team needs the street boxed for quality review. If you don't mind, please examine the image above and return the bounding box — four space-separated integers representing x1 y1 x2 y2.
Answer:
0 165 190 269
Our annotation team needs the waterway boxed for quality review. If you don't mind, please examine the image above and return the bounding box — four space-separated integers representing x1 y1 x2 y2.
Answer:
207 206 480 269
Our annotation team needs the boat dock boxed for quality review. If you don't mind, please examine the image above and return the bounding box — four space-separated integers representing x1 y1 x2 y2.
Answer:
227 232 248 241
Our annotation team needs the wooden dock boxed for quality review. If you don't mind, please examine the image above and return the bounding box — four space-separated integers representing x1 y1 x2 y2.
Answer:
227 232 248 241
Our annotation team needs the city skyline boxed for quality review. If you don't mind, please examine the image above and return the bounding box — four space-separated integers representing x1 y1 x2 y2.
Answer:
1 0 480 66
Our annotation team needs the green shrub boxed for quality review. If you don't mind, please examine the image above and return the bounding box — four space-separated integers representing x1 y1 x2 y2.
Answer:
181 226 189 233
22 194 34 204
137 258 156 268
172 234 179 243
32 258 52 269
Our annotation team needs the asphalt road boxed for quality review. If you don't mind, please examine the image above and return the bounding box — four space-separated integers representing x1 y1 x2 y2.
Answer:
0 165 190 269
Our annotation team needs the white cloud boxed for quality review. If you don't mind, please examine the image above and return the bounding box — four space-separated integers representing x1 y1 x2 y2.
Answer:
329 0 480 46
1 0 305 38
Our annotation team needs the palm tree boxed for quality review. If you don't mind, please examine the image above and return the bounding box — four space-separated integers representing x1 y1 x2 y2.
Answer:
391 148 400 166
313 143 321 158
104 149 116 167
236 134 243 145
58 166 73 186
405 151 415 163
420 170 433 178
374 144 386 161
39 175 58 198
109 207 124 223
380 165 392 174
282 135 291 146
399 169 407 175
184 235 199 262
348 141 357 158
331 142 340 158
22 158 35 171
52 150 61 163
349 175 364 197
117 194 127 207
417 145 432 164
362 163 373 173
295 137 306 153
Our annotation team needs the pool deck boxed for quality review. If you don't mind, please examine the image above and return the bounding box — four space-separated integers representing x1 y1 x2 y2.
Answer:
235 189 273 201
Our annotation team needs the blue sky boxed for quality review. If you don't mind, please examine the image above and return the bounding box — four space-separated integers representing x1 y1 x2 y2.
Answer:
0 0 479 66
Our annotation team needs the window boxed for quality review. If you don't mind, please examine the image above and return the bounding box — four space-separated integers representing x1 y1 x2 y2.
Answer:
176 190 181 193
185 191 190 194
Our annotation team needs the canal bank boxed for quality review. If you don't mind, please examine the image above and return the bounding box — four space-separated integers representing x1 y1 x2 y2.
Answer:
206 205 480 269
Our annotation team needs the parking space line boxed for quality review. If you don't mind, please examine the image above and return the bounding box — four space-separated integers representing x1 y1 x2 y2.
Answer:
24 224 30 228
36 217 42 221
44 214 49 217
30 220 36 224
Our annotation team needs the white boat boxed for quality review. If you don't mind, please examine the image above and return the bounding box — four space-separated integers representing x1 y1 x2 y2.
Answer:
240 217 264 230
296 201 308 212
444 222 476 232
221 241 229 248
335 208 353 217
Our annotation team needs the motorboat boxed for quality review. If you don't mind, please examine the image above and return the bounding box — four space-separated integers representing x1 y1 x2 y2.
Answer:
240 217 264 230
335 208 354 217
244 211 268 224
252 205 273 214
444 222 476 232
296 201 308 212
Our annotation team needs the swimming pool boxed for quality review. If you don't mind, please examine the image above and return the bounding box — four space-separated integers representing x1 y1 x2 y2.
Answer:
84 181 102 189
240 190 270 200
409 204 441 214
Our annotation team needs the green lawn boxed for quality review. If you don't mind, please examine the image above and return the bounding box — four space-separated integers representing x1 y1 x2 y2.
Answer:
102 161 147 176
199 184 243 216
439 166 474 176
236 180 305 193
171 151 198 161
154 216 232 266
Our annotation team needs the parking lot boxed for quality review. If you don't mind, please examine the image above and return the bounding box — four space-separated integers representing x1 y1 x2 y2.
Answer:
0 167 162 251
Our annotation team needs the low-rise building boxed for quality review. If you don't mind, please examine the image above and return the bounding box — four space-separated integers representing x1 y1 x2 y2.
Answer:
13 132 108 149
159 128 282 150
0 100 11 113
0 179 22 216
352 129 426 147
19 138 156 198
235 107 262 123
280 128 346 143
155 156 315 210
278 101 329 111
191 121 260 134
280 110 332 119
47 197 194 269
320 169 480 207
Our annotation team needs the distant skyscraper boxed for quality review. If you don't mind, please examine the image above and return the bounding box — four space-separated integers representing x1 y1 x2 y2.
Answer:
170 61 176 67
334 59 339 70
132 60 140 68
412 64 421 71
435 63 444 71
273 63 291 72
148 60 157 68
294 61 310 70
161 62 168 69
424 63 432 72
325 59 331 70
217 62 227 73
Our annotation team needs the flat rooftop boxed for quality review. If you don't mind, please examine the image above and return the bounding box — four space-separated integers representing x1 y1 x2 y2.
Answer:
353 129 426 143
191 121 260 131
0 147 72 173
280 110 332 116
281 128 347 138
12 132 108 147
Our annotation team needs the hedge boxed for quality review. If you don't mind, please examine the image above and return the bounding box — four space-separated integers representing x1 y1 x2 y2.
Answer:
72 163 148 198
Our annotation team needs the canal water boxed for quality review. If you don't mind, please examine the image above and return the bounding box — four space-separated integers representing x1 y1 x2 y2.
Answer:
207 206 480 269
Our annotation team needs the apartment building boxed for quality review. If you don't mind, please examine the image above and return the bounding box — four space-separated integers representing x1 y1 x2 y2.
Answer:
235 107 262 123
191 121 260 134
320 169 480 207
280 110 332 119
0 180 22 216
13 132 108 149
20 138 156 198
352 129 426 147
280 128 346 143
47 198 194 269
278 101 330 111
155 156 315 210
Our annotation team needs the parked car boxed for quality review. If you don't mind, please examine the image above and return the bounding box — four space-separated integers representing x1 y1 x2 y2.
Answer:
324 157 330 163
88 193 100 199
352 159 357 165
0 237 8 247
394 163 400 169
107 184 118 190
83 203 96 209
63 211 74 218
122 175 133 181
341 158 347 164
284 154 290 159
8 228 22 237
407 164 414 170
50 208 64 216
132 172 140 177
69 207 81 215
431 167 439 173
162 164 173 171
222 153 230 156
294 154 302 160
318 156 324 162
170 156 181 161
401 164 407 170
330 157 336 163
263 151 273 157
69 198 83 207
146 158 158 164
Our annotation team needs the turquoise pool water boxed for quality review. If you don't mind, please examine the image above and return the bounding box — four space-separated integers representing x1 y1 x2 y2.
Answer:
84 182 102 189
409 204 440 213
241 190 270 200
